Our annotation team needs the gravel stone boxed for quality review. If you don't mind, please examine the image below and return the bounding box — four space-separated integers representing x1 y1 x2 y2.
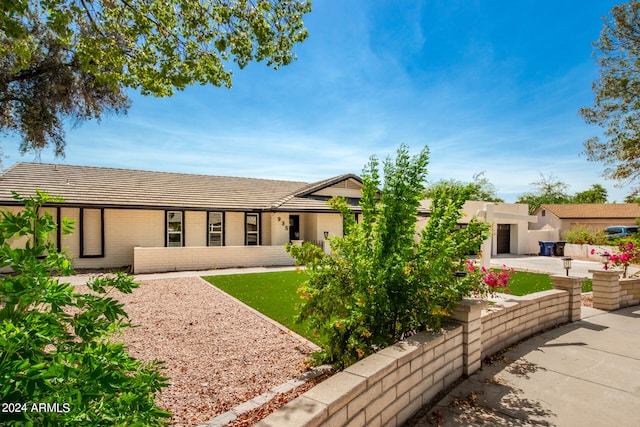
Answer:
74 276 315 426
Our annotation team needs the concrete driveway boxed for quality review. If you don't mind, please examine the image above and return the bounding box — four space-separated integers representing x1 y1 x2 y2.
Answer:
490 254 639 278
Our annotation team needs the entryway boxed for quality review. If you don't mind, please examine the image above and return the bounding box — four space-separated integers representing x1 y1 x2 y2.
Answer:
497 224 511 254
289 215 300 241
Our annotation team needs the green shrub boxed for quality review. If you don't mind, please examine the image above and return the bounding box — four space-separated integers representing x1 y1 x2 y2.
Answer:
0 191 170 426
563 224 608 245
287 145 491 369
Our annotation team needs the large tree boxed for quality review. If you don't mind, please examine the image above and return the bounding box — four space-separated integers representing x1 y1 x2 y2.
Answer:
0 0 311 156
516 173 572 214
425 171 504 203
580 0 640 197
573 183 608 204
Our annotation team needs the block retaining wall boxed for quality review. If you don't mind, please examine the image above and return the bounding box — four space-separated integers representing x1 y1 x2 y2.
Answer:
620 278 640 308
480 290 570 358
591 270 640 311
254 276 582 427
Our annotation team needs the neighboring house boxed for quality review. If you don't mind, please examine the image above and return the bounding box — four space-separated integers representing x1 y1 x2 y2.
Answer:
531 204 640 236
0 163 365 273
418 200 537 267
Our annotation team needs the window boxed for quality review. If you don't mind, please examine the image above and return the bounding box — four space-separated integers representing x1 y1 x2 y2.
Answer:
166 211 183 247
208 212 223 246
80 208 104 257
246 213 259 245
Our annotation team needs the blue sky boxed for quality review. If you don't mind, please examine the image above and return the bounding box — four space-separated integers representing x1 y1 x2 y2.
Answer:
1 0 629 202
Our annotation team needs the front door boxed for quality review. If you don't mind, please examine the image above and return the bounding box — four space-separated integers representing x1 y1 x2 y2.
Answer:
497 224 511 254
289 215 300 241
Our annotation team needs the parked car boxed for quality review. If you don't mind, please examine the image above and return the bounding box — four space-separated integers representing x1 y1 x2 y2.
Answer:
604 225 639 239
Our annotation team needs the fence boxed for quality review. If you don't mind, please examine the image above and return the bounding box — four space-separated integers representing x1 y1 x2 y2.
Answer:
255 275 583 427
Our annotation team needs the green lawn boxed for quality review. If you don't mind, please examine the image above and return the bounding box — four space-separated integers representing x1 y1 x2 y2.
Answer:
204 269 592 345
507 271 592 296
203 270 319 344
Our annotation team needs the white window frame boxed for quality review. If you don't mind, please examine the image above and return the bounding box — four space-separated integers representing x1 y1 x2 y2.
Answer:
246 213 260 246
166 211 184 247
208 211 224 246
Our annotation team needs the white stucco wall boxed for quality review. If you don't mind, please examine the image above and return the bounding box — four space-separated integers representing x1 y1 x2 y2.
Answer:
133 245 295 273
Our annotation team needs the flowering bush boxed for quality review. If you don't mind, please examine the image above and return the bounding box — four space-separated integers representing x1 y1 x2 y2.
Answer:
591 240 640 277
464 259 514 295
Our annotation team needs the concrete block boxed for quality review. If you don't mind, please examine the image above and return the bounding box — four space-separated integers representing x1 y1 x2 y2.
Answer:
396 368 423 397
420 330 446 352
380 389 409 425
304 371 366 415
365 387 395 422
465 358 482 376
525 318 539 330
397 392 425 426
409 375 434 402
421 382 442 406
343 409 366 427
421 353 444 377
347 380 381 419
444 332 467 352
254 396 327 427
381 363 410 392
410 348 432 375
465 337 482 356
432 361 453 384
377 339 422 368
361 413 380 427
345 353 397 387
444 365 463 387
324 405 349 427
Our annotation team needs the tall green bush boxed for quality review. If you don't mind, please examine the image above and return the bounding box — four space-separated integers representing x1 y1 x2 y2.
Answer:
287 145 490 369
0 191 169 426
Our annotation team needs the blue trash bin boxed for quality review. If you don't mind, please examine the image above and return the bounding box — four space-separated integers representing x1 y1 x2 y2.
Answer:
538 241 555 256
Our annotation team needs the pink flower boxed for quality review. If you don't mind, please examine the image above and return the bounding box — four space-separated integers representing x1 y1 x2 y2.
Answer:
590 248 595 255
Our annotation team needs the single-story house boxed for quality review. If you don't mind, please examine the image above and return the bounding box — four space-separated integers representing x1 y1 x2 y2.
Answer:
0 163 366 273
531 203 640 236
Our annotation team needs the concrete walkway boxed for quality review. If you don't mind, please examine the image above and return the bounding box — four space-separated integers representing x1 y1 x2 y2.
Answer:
407 254 640 426
61 265 298 286
406 304 640 426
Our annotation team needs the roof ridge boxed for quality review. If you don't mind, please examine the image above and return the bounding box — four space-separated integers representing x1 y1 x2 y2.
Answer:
270 173 362 210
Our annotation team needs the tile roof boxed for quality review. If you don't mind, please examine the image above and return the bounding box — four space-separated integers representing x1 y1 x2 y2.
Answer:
0 163 355 211
537 203 640 219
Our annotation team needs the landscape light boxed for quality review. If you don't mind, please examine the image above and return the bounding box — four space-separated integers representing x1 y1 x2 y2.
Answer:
562 257 572 276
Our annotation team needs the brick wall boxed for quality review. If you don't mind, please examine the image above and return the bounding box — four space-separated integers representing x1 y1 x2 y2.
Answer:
480 290 569 358
255 276 582 427
620 278 640 308
255 325 464 427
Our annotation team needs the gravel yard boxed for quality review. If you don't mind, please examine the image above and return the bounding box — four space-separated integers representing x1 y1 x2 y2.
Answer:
73 276 316 426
